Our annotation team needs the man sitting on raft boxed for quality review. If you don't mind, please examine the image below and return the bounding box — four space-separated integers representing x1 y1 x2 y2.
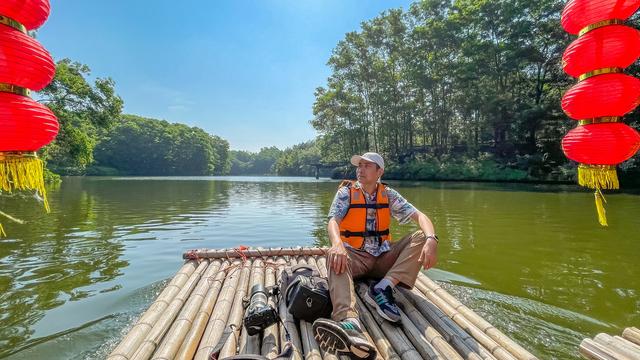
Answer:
312 152 439 359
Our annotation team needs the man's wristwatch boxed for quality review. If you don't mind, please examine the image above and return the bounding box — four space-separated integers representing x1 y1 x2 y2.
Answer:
426 234 439 244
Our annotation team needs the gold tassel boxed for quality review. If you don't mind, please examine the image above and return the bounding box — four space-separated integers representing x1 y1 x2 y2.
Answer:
0 152 50 237
578 164 619 190
594 188 608 226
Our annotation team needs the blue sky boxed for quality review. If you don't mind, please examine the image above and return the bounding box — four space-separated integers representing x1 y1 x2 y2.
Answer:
39 0 413 151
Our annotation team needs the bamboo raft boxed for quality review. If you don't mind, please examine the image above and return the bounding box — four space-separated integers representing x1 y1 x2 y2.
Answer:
580 327 640 360
108 247 539 360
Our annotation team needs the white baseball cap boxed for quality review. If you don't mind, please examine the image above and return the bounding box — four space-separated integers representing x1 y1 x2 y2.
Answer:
350 152 384 170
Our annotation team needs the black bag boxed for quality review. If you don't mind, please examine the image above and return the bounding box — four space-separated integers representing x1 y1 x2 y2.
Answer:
280 264 332 322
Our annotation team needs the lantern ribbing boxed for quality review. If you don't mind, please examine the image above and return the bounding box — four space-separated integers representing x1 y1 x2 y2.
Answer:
560 0 640 226
0 0 57 237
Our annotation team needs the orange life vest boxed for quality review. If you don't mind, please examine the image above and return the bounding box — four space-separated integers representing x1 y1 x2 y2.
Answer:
338 180 391 249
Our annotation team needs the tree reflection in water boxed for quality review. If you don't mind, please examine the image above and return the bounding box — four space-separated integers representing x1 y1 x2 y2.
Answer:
0 177 230 357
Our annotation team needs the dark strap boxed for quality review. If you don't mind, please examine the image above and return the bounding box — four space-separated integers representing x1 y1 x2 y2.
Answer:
348 203 389 209
340 229 390 238
291 265 314 274
210 324 237 359
285 276 304 306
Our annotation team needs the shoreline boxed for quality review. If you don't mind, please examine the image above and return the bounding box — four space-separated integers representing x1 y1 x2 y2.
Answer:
55 174 640 192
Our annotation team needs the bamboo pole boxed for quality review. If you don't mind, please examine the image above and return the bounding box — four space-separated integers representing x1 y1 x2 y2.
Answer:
594 333 640 359
355 284 437 360
417 274 536 360
183 247 328 260
355 295 421 360
312 256 382 360
130 260 210 360
399 288 497 360
397 306 447 360
393 289 476 360
240 258 266 355
174 261 231 360
216 260 253 359
579 338 626 360
238 329 250 357
193 260 244 360
614 336 640 353
300 320 323 360
355 299 400 360
623 328 640 347
108 261 199 360
276 257 304 360
152 260 223 359
262 257 281 358
413 276 518 360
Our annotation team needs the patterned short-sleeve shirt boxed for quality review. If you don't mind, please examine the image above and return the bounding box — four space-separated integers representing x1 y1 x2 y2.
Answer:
328 181 417 256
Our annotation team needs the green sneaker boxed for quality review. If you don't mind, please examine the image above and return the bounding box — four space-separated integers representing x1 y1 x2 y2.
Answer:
312 318 377 360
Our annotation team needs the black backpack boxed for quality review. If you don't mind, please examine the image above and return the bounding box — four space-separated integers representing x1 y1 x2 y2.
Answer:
280 264 332 322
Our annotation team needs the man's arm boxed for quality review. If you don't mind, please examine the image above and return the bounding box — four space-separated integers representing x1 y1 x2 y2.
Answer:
328 216 342 246
326 186 350 275
410 210 438 269
327 217 348 274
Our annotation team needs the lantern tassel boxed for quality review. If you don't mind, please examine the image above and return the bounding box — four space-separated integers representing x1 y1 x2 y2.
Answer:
0 154 50 237
594 188 608 227
578 165 619 190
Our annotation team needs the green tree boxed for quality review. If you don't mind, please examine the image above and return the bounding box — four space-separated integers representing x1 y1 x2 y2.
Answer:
274 141 322 176
93 115 230 176
39 59 123 175
311 0 592 182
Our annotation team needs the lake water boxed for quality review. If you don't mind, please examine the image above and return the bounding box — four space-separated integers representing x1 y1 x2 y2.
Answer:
0 176 638 359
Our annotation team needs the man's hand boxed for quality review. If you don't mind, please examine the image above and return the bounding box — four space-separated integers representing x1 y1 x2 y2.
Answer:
328 242 348 274
419 238 438 270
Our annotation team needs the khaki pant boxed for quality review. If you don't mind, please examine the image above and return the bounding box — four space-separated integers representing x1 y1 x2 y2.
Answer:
327 230 427 321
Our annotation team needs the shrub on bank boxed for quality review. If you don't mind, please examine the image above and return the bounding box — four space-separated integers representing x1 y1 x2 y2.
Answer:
381 154 529 182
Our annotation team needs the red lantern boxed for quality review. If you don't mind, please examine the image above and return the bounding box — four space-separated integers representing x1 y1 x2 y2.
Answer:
561 73 640 119
0 0 50 31
563 25 640 78
562 122 640 165
0 93 59 151
0 0 57 237
561 0 640 35
0 25 55 91
561 0 640 226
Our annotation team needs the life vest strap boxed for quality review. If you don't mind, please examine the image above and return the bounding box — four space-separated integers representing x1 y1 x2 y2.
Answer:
348 203 389 209
340 229 390 238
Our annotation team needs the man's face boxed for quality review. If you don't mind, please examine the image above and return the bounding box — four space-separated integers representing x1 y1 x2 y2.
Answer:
356 160 383 184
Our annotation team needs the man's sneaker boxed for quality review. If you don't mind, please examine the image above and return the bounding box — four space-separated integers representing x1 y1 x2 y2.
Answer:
364 283 401 323
312 318 377 360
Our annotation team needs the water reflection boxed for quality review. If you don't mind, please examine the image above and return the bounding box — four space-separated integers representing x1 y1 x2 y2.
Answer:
0 177 231 357
0 177 638 360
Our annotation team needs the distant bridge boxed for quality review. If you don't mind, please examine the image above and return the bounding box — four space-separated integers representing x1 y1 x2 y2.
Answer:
308 162 346 179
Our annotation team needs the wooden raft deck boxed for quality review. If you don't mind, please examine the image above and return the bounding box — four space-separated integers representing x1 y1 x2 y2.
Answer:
108 247 538 360
580 327 640 360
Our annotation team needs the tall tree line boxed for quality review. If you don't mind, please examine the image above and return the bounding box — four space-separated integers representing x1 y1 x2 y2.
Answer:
311 0 606 174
